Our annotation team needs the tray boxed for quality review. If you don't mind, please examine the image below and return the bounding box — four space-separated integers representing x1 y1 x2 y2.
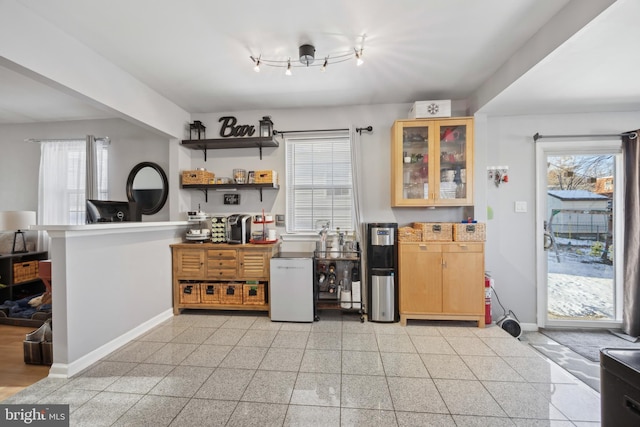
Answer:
250 239 278 244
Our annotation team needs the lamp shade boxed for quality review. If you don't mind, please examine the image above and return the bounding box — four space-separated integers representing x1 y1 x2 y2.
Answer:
0 211 37 231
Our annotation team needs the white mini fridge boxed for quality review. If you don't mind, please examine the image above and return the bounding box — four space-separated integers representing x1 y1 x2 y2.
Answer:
270 253 314 322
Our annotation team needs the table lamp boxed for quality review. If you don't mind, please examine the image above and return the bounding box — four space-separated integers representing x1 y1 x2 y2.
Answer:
0 211 37 254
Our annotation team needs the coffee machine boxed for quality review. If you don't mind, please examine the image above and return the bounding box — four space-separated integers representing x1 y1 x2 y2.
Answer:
366 223 398 322
226 214 252 244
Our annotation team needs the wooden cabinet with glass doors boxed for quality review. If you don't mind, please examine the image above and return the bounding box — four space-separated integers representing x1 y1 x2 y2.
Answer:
391 117 474 207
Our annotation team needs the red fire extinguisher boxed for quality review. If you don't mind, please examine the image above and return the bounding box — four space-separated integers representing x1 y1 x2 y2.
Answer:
484 275 493 325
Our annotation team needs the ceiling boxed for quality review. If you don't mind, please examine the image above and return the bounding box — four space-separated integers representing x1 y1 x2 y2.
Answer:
1 0 638 125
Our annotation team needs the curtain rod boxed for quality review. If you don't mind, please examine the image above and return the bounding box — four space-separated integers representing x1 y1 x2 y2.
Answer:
274 126 373 136
533 132 637 142
24 136 110 143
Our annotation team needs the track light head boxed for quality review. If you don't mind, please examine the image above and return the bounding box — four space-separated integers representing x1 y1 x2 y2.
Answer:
285 59 292 76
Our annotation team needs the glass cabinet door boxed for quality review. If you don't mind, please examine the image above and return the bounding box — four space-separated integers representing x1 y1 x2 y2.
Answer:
392 117 473 207
437 122 469 203
401 125 431 200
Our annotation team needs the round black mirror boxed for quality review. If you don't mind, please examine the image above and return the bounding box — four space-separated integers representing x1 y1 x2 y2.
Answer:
126 162 168 215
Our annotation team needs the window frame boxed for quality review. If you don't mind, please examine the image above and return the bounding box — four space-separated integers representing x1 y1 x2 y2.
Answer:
284 133 354 234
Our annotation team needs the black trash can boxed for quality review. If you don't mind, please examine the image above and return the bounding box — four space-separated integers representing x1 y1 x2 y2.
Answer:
600 348 640 427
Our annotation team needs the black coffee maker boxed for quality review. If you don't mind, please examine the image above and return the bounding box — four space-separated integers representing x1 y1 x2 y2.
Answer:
226 214 251 244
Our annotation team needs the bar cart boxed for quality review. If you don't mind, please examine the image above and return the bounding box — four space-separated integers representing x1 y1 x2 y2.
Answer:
313 245 364 322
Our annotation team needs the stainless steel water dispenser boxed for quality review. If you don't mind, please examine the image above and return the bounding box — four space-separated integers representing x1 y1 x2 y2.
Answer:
366 223 398 322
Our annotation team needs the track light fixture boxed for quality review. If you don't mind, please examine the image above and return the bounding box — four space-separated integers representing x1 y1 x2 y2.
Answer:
250 35 366 74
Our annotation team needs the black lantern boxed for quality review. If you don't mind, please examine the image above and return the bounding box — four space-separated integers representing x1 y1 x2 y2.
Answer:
189 121 206 140
259 116 273 138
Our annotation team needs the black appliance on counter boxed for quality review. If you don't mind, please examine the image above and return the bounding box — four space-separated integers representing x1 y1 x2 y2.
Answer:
366 223 398 322
226 214 252 244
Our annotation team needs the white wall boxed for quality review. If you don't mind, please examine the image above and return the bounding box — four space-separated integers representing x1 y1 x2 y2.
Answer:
477 110 640 324
179 103 474 247
0 118 172 222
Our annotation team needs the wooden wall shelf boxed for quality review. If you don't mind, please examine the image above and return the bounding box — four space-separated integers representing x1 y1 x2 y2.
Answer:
182 137 279 160
181 183 279 202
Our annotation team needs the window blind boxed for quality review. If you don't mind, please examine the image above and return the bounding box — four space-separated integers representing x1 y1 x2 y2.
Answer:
285 134 353 233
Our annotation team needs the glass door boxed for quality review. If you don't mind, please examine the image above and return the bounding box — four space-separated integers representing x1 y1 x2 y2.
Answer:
536 141 623 327
437 123 470 204
400 124 431 201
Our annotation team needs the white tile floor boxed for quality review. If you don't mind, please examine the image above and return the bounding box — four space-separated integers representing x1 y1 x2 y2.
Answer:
3 311 602 426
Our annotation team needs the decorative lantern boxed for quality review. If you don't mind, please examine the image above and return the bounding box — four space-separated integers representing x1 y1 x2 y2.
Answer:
189 121 206 140
259 116 273 138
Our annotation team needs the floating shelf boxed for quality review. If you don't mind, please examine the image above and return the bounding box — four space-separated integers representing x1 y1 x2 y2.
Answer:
182 137 279 161
181 183 279 202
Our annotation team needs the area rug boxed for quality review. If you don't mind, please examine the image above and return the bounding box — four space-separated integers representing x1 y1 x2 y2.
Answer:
540 328 640 362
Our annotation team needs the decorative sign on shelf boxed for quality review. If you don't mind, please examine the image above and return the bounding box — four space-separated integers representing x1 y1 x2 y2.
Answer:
219 116 256 138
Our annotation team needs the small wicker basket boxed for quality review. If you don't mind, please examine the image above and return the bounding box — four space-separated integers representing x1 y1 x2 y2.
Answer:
453 223 486 241
220 283 243 304
413 222 453 242
398 226 422 242
243 283 266 305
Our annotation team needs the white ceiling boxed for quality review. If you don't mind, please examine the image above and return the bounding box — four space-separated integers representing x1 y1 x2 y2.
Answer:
1 0 638 125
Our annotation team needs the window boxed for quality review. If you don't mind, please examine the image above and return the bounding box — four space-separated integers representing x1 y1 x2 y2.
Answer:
39 137 109 225
285 133 353 233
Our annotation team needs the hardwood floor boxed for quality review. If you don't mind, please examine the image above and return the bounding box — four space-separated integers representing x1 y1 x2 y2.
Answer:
0 324 50 401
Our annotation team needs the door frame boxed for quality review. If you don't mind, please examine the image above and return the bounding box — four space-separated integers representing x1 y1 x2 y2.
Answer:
535 139 624 329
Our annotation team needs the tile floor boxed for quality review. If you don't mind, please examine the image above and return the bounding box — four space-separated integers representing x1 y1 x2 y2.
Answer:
3 311 601 426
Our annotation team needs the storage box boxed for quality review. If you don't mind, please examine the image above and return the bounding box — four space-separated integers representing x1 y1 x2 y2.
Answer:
453 223 486 242
200 283 220 304
182 169 215 185
179 283 201 304
408 100 452 119
254 170 278 184
243 283 265 305
413 222 453 242
13 261 39 284
601 348 640 427
398 226 422 242
220 283 243 304
23 341 43 365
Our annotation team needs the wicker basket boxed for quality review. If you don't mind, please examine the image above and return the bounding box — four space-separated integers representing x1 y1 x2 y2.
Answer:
179 283 201 304
13 261 39 284
182 169 215 185
243 283 266 305
413 222 453 242
453 223 486 241
220 283 243 304
254 170 277 184
398 226 422 242
200 283 220 304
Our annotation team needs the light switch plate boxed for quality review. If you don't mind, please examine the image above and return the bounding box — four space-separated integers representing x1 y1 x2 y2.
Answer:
514 201 527 213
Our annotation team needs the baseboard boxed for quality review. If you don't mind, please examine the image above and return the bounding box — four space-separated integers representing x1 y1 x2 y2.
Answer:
520 322 538 332
47 308 173 378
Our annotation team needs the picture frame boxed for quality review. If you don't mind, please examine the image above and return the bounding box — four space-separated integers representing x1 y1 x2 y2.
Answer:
247 171 255 184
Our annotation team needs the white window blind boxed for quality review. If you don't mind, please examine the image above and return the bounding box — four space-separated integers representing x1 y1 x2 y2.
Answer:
285 134 354 233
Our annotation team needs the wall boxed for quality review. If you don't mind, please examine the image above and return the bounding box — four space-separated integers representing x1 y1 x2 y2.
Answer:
477 110 640 325
0 118 172 222
179 102 474 252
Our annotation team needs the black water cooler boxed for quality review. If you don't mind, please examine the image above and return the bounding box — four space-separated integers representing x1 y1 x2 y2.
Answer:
366 223 398 322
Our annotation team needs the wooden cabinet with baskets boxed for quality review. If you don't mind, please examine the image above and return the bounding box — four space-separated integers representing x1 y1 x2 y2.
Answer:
391 117 474 207
0 251 49 302
398 242 484 327
171 243 279 314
